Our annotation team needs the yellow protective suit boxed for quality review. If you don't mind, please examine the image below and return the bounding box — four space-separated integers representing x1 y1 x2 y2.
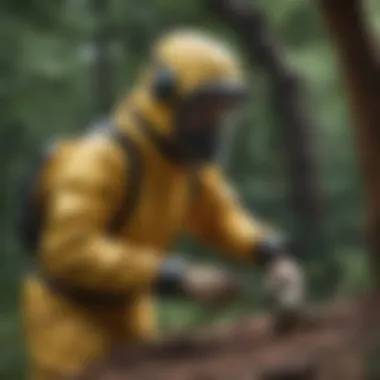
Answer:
22 30 269 380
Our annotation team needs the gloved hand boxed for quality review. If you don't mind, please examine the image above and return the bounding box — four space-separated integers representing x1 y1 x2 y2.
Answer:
182 264 242 307
264 255 305 313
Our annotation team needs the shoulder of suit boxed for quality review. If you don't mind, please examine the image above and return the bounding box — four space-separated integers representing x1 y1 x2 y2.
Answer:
57 132 131 182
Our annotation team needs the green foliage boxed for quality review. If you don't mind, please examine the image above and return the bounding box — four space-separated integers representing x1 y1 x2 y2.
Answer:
1 0 377 378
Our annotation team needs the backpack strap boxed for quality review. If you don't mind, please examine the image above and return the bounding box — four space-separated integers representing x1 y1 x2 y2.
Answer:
86 118 144 234
106 127 144 234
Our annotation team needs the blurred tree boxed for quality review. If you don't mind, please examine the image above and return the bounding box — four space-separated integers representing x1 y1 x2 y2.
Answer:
92 0 113 115
320 0 380 285
206 0 337 295
318 0 380 375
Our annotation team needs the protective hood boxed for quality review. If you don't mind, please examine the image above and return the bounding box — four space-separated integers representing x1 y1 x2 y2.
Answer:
115 29 248 163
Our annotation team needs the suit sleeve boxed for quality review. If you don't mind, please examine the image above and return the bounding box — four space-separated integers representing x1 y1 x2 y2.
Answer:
40 138 161 293
186 166 277 263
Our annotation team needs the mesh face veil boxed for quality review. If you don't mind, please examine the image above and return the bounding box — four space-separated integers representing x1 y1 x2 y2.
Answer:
131 29 249 164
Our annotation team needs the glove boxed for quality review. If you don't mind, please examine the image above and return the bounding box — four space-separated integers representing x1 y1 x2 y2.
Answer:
155 258 241 308
264 255 305 312
182 264 242 307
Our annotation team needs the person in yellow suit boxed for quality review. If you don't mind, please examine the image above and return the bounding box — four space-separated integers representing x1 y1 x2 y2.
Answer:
21 29 304 380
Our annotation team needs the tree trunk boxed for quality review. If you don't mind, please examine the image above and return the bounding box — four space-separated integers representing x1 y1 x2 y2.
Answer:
318 0 380 286
318 0 380 376
206 0 333 295
92 0 113 116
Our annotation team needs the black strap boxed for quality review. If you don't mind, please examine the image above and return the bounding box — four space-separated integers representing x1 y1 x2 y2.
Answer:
107 127 143 234
86 120 144 234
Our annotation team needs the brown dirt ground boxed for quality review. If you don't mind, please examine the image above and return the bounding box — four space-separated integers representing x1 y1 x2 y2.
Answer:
78 298 378 380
